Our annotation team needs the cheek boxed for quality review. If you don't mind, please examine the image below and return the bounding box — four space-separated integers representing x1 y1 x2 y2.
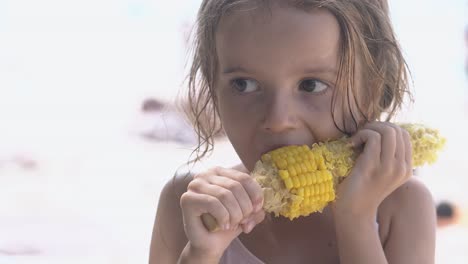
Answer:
302 94 330 112
300 92 335 123
218 86 262 118
218 95 246 126
217 92 261 136
330 91 367 134
216 94 262 169
298 92 346 140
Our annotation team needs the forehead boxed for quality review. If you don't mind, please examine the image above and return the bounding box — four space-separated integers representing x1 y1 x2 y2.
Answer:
215 5 341 75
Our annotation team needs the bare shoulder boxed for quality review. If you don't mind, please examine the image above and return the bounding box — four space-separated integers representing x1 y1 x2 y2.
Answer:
149 167 194 264
378 177 436 263
165 167 195 200
380 177 434 214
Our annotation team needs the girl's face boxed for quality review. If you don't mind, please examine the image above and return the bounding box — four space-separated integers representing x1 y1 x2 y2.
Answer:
215 6 356 171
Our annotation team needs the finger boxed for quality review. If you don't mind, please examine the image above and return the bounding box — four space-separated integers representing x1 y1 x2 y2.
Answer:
382 123 412 181
242 210 266 234
189 179 244 228
349 128 382 165
215 167 264 210
385 123 405 161
250 208 266 224
240 205 266 225
386 123 409 181
364 122 396 162
208 175 255 220
401 128 413 177
180 191 230 231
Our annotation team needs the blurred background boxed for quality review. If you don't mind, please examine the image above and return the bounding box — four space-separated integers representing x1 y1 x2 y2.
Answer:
0 0 466 263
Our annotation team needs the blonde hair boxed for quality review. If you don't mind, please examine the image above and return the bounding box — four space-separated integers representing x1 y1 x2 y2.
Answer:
183 0 411 162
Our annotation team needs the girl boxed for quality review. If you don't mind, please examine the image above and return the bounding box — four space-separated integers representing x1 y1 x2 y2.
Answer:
150 0 436 263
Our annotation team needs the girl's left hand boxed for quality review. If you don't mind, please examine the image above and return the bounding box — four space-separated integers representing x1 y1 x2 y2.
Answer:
332 122 413 219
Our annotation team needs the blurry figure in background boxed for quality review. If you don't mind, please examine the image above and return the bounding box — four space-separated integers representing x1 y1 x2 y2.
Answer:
12 155 38 170
138 98 198 145
0 245 41 257
141 98 165 112
436 201 459 228
0 154 38 171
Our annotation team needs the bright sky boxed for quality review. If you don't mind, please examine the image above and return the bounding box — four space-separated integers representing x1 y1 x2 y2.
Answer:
0 0 466 200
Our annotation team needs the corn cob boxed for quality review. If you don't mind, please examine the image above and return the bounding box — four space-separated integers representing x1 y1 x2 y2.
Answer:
252 144 343 220
399 123 446 166
201 123 445 231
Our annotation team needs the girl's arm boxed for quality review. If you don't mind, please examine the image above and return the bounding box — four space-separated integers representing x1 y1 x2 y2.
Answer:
150 174 217 263
382 178 436 263
149 174 191 264
334 122 436 264
149 167 265 264
334 178 436 264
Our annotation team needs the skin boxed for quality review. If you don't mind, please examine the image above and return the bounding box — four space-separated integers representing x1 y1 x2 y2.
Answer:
150 5 436 264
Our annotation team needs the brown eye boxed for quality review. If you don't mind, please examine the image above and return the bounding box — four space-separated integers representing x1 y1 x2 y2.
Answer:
299 79 328 93
231 78 259 93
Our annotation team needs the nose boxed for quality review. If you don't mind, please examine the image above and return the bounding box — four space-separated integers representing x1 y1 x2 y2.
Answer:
262 94 298 133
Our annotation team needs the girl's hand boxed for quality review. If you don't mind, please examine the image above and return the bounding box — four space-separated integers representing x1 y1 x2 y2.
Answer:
179 166 265 259
333 122 413 219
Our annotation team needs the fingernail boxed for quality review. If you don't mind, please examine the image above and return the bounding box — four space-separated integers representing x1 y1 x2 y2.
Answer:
246 221 255 233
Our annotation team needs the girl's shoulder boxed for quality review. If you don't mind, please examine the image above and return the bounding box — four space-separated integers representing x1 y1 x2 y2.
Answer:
377 177 435 245
149 165 197 263
162 165 197 203
379 177 433 217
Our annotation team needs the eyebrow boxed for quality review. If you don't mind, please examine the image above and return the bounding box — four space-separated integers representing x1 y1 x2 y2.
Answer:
222 65 338 76
222 66 253 75
302 67 338 76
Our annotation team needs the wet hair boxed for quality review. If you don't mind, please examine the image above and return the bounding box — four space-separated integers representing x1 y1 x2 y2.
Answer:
182 0 412 163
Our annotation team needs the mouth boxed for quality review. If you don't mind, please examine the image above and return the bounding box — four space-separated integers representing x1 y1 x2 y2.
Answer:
260 143 305 156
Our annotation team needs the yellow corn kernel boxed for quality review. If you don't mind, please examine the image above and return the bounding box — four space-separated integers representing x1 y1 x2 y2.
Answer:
289 166 297 177
306 173 313 185
298 188 304 197
299 175 306 186
295 163 302 174
279 170 289 180
292 177 300 188
319 183 325 193
277 159 288 169
284 177 293 190
309 185 315 195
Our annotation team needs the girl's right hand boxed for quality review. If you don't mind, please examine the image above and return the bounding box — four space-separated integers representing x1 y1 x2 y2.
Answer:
180 166 265 259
